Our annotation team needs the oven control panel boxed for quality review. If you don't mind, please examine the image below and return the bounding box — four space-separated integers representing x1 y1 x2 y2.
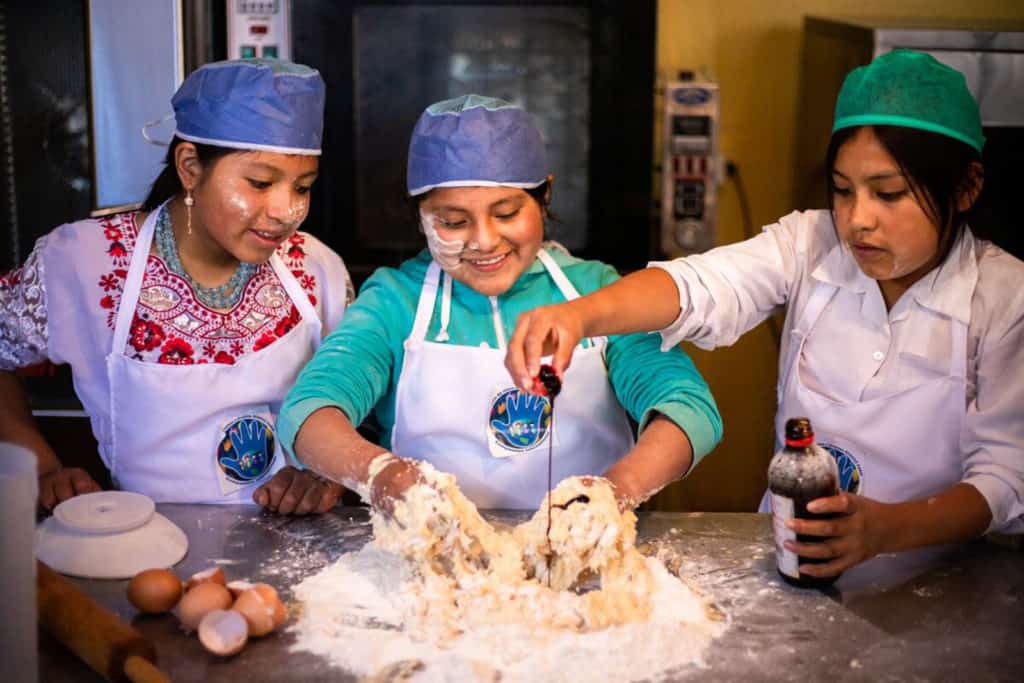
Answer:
227 0 291 60
661 77 720 255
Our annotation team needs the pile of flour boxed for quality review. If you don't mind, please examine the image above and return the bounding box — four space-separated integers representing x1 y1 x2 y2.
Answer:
289 466 726 682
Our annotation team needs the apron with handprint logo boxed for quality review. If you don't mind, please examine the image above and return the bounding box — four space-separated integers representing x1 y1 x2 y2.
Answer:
104 204 322 503
390 251 634 510
758 269 969 512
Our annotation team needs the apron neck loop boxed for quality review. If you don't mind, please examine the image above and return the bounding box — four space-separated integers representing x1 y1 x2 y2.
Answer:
268 252 318 323
418 250 607 349
434 273 452 342
411 261 442 343
111 202 167 353
949 310 968 379
489 296 507 349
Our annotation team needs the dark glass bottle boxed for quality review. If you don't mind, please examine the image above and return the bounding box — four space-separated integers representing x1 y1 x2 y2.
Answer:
768 417 841 589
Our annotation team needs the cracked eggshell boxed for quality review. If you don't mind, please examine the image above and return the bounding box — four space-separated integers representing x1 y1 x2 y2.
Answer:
177 581 233 631
232 583 286 636
226 580 256 599
198 609 248 656
185 566 226 591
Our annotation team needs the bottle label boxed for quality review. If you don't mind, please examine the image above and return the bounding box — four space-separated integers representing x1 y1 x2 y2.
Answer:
770 493 799 578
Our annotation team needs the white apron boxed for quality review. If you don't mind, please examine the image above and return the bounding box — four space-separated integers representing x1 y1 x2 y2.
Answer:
391 250 635 509
759 279 969 511
104 204 322 503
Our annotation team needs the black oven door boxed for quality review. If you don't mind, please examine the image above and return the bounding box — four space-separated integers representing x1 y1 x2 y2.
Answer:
289 0 657 286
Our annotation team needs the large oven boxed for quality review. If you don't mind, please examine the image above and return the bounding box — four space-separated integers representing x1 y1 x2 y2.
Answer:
793 16 1024 261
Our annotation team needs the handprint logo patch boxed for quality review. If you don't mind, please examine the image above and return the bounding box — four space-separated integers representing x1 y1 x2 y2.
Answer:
489 388 551 453
218 416 277 484
820 442 863 495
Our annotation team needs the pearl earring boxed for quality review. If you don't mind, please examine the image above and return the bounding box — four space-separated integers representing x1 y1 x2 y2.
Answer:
184 190 194 236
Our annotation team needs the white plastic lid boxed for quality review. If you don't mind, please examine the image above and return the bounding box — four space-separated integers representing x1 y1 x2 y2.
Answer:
53 490 155 534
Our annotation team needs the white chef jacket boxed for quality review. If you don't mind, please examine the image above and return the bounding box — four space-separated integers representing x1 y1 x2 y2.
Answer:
650 209 1024 534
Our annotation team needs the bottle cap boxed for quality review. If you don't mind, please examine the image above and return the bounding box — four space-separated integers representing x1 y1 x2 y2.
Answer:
784 417 815 447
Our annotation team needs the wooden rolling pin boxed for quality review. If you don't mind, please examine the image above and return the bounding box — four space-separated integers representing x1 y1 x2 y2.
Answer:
37 561 170 683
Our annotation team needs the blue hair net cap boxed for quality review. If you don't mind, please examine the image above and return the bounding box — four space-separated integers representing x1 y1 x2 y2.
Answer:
173 58 325 155
407 95 548 196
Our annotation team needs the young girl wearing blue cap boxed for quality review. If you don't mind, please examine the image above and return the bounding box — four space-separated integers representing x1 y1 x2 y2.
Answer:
505 49 1024 575
0 59 351 513
278 95 722 512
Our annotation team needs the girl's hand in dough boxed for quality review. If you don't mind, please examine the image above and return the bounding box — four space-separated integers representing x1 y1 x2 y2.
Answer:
369 456 428 515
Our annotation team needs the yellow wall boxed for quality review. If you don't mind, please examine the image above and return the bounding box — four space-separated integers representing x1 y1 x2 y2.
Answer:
649 0 1024 512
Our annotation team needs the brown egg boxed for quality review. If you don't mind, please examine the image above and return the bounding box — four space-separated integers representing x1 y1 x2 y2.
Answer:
177 582 233 631
231 583 286 637
185 566 226 592
126 568 182 614
198 609 248 657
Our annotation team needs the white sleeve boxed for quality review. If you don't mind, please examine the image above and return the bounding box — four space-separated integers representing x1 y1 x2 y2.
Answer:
648 212 811 351
961 281 1024 534
0 238 50 370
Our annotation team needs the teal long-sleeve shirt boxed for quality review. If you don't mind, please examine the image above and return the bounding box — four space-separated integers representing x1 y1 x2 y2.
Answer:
278 247 722 466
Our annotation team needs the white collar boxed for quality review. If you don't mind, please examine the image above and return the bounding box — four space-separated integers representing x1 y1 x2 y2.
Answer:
811 227 978 324
908 228 978 324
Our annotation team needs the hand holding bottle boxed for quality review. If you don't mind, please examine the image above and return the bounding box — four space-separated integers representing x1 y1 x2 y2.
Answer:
783 492 888 577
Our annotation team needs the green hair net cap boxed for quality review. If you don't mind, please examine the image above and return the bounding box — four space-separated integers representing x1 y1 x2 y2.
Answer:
832 49 985 152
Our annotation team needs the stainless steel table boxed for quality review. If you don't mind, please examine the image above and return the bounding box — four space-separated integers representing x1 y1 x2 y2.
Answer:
40 506 1024 682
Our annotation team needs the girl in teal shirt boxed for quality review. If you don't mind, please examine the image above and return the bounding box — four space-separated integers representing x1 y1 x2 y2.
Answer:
279 95 721 511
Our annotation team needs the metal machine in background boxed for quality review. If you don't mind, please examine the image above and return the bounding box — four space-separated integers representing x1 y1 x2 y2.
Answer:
89 0 182 213
795 16 1024 261
226 0 291 60
660 75 720 255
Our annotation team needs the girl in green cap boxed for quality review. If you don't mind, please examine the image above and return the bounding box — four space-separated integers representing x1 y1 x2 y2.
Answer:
505 49 1024 578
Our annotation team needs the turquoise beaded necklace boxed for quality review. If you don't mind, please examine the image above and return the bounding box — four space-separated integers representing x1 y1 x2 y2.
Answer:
154 206 258 310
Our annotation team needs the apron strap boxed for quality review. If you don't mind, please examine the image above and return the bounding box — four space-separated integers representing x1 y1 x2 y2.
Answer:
411 261 442 343
268 251 323 350
111 203 165 353
489 295 507 349
268 252 320 325
435 273 453 342
425 262 508 349
536 248 581 300
779 280 837 397
949 313 968 381
418 250 611 349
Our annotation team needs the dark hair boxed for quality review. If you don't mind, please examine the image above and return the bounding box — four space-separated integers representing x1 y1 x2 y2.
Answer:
825 125 983 267
142 136 236 210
